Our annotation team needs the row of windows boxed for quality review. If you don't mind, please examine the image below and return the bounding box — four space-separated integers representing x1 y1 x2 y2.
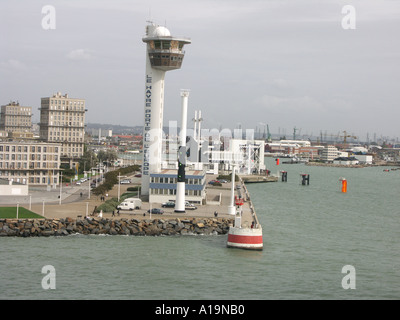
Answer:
49 131 83 136
150 188 202 196
150 177 204 185
0 145 59 153
46 122 84 127
49 114 84 120
150 54 183 61
0 154 58 161
48 136 84 142
2 121 31 125
2 116 31 120
0 162 58 169
1 107 31 114
61 146 83 152
49 99 84 105
42 127 84 133
0 176 58 185
0 170 58 177
152 40 184 50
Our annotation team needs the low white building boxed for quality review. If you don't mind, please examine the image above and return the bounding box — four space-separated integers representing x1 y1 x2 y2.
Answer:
333 157 359 165
354 154 373 164
0 178 28 196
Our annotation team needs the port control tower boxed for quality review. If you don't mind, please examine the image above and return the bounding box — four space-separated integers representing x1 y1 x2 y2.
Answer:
141 22 191 196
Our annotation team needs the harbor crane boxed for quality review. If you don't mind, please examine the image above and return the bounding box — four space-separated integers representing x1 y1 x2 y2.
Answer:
341 131 357 145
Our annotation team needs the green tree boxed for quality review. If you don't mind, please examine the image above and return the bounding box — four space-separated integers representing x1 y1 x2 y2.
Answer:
97 149 118 166
78 147 98 174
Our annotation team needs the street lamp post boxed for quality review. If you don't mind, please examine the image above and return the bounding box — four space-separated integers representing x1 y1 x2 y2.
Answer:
118 173 127 202
88 172 91 199
85 170 91 199
59 171 63 205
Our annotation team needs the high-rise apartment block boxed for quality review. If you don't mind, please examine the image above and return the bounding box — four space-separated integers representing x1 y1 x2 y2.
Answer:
39 92 87 160
0 101 32 133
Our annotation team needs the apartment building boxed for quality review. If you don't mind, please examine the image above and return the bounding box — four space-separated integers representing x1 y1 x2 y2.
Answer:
39 92 87 161
0 101 32 133
0 141 61 185
321 145 340 162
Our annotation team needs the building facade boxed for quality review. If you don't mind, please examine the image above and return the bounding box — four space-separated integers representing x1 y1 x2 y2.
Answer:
0 141 61 185
39 92 86 161
0 101 32 133
149 169 206 205
321 145 340 162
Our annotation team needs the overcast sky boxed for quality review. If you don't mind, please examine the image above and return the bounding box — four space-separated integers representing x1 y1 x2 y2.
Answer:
1 0 400 141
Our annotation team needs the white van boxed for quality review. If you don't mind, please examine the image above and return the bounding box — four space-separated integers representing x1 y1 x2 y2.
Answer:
117 198 142 211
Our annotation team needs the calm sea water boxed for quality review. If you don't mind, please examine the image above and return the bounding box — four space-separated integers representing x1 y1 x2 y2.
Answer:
1 158 399 300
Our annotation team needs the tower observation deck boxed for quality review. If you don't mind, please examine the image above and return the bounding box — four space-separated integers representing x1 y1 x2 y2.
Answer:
143 24 191 71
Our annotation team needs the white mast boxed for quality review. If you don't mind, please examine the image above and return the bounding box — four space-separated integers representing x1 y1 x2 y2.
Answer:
175 90 189 213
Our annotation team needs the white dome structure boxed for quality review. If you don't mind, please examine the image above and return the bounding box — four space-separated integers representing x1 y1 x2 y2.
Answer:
152 26 171 37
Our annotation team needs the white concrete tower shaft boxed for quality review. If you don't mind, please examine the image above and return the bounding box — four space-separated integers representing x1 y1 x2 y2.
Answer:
141 23 191 196
175 90 189 212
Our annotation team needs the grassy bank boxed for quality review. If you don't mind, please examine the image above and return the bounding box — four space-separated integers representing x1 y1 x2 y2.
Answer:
0 207 44 219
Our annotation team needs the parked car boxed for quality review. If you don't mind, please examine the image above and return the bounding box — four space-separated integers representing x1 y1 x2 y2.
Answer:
147 208 164 214
162 201 175 208
208 180 220 185
76 181 81 185
134 174 142 177
120 179 131 184
185 201 197 210
117 198 142 210
90 183 96 188
219 179 228 183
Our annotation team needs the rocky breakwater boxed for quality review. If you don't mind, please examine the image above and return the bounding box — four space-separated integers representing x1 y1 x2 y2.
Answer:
0 217 233 237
